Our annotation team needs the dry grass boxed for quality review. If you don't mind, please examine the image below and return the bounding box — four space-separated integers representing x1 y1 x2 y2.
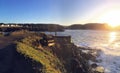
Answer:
16 35 66 73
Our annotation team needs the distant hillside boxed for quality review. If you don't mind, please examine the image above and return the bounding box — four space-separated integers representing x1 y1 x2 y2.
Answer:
0 23 64 32
65 24 84 29
66 23 111 30
1 23 120 31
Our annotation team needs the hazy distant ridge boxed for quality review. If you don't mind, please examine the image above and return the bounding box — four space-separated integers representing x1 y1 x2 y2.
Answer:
0 23 120 31
66 23 120 30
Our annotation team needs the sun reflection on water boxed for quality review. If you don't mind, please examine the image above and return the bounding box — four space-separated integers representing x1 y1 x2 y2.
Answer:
109 32 116 43
107 31 120 56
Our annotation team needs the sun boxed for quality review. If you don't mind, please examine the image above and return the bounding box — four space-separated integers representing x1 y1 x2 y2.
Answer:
98 9 120 27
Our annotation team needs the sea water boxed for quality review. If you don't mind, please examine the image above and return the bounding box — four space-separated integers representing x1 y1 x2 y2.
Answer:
50 30 120 73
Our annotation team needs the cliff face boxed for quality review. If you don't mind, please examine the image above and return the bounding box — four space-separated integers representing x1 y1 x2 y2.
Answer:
16 33 101 73
51 36 95 73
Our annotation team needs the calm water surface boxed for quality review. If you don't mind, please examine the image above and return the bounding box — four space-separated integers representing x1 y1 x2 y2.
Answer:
47 30 120 73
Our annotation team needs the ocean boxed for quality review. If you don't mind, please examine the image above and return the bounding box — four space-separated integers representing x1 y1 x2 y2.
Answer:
46 30 120 73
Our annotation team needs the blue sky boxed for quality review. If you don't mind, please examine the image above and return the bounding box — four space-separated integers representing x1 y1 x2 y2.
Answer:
0 0 120 25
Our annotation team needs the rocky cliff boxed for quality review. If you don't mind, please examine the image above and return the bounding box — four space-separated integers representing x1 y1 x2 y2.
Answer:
15 32 104 73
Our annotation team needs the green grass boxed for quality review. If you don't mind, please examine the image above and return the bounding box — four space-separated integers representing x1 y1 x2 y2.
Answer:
16 36 66 73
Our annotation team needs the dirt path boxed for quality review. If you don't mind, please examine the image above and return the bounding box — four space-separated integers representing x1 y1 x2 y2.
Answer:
0 36 17 49
0 36 34 73
0 44 16 73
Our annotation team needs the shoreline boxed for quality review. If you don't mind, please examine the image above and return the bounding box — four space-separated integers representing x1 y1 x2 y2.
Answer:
0 30 104 73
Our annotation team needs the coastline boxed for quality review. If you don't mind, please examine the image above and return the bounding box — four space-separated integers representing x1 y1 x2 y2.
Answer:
0 30 104 73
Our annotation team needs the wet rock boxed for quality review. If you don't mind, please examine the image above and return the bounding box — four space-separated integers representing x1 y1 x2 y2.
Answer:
94 66 104 73
96 59 102 63
91 63 98 68
70 58 86 73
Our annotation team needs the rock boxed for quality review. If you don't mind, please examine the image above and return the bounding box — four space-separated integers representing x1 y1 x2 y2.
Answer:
95 66 104 73
91 63 98 68
70 58 87 73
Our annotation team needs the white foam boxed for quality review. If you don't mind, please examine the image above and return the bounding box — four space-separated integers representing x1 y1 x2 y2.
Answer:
61 30 120 73
96 46 120 73
78 40 120 73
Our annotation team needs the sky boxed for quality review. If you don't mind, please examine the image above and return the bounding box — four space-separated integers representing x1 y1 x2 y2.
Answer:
0 0 120 25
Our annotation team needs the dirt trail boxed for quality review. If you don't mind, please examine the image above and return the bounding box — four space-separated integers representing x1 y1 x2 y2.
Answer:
0 44 16 73
0 36 17 73
0 36 35 73
0 36 15 49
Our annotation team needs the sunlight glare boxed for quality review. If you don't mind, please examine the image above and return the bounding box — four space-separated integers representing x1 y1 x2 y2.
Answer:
98 10 120 27
109 32 116 43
